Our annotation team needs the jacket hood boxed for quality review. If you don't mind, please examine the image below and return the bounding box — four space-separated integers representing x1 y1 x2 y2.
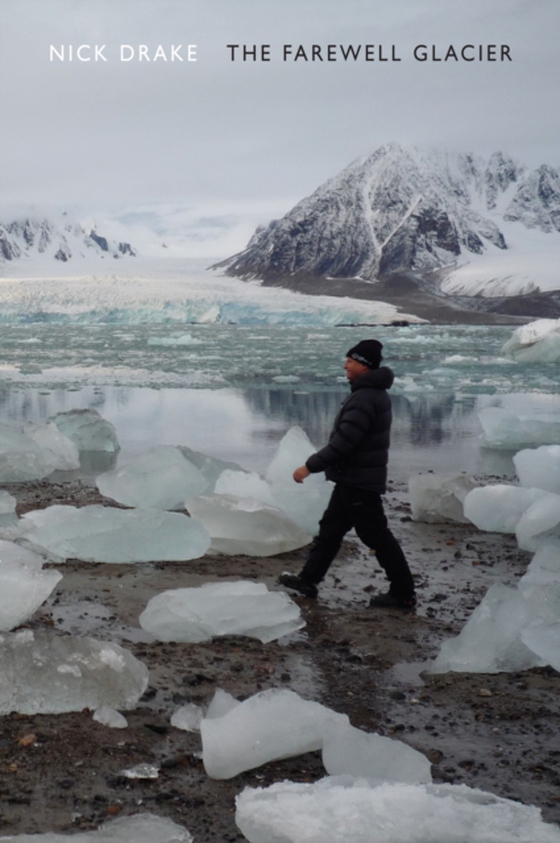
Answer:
350 365 394 392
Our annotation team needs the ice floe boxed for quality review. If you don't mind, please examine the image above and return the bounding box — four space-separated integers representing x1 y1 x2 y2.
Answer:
501 318 560 363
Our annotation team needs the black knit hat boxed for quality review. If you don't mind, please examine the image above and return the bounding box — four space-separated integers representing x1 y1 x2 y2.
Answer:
346 339 383 369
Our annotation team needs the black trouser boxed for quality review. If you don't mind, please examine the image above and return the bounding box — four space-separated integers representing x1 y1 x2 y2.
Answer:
300 483 415 598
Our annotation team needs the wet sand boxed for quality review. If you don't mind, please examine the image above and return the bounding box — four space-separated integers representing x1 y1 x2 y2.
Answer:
0 479 559 841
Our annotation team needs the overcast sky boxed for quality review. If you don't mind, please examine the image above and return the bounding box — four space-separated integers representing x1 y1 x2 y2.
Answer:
1 0 559 255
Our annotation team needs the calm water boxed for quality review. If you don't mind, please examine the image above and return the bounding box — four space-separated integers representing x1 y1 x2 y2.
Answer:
0 323 558 482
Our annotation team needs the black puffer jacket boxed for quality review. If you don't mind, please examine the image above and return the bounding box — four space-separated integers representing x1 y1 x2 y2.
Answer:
305 366 394 492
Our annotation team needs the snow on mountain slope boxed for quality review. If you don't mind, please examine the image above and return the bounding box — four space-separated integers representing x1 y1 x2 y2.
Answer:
0 215 136 266
217 144 560 298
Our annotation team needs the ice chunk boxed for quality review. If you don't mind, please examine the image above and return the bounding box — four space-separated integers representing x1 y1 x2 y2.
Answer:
0 813 194 842
430 583 544 674
322 719 432 784
478 406 560 449
0 540 62 631
15 505 211 563
514 445 560 494
235 778 560 843
23 421 80 471
409 473 476 523
177 445 246 493
265 426 333 535
49 408 120 452
0 422 53 482
139 581 305 644
0 630 148 713
463 485 549 533
214 469 277 506
519 541 560 588
516 493 560 551
186 493 311 557
201 688 349 779
0 490 17 528
96 445 208 509
171 703 205 732
93 705 128 729
122 763 159 780
521 623 560 673
501 318 560 363
205 687 240 719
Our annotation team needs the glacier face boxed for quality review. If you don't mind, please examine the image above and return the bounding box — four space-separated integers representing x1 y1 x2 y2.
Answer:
216 143 560 296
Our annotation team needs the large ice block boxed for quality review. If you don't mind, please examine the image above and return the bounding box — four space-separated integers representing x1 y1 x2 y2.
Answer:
139 581 305 643
235 778 560 843
0 491 17 528
0 422 53 482
48 408 120 452
0 540 62 631
430 583 544 674
514 445 560 494
521 623 560 673
0 814 194 842
0 630 148 714
409 473 476 523
501 318 560 363
96 445 208 509
463 485 549 533
23 421 80 471
478 406 560 450
519 541 560 588
201 688 349 779
16 505 211 563
186 493 311 557
265 426 333 535
322 719 432 784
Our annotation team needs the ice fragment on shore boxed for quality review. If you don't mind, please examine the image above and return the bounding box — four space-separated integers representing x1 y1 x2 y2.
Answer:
515 493 560 551
121 763 159 780
214 470 277 506
96 445 207 509
235 778 560 843
0 630 148 714
15 505 210 563
201 688 348 779
139 581 304 643
463 485 549 533
501 318 560 363
265 426 333 535
93 705 128 729
0 540 62 631
0 491 17 528
322 719 432 784
514 445 560 494
0 422 53 482
478 405 560 449
48 408 120 452
0 813 194 842
409 473 476 523
24 421 80 471
171 703 205 732
186 493 311 556
177 445 246 493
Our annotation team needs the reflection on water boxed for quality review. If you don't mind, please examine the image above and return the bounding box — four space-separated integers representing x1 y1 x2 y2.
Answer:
0 383 524 481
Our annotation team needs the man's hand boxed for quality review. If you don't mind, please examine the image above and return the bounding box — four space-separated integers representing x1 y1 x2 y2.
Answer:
293 465 311 484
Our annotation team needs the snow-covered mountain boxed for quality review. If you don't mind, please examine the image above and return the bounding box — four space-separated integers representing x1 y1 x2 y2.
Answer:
215 144 560 301
0 215 136 265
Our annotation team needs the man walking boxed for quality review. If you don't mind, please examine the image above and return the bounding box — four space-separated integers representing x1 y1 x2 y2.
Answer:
278 339 416 608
